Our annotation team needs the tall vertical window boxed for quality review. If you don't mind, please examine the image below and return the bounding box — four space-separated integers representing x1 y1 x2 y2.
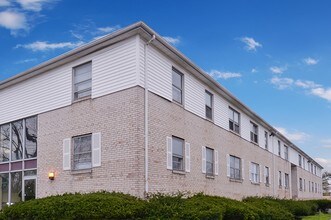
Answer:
284 146 288 161
315 183 317 193
206 148 214 176
205 91 213 120
73 62 92 101
172 68 183 104
285 173 289 189
299 178 303 191
279 171 282 187
0 124 10 162
11 120 23 161
265 166 270 185
312 181 314 192
73 134 92 170
172 137 184 171
0 173 9 209
25 117 37 159
298 154 302 167
304 179 306 191
230 155 241 180
303 158 305 169
229 108 240 134
264 131 268 150
250 122 258 144
311 163 314 173
250 162 260 183
278 141 281 157
309 181 311 192
314 165 317 175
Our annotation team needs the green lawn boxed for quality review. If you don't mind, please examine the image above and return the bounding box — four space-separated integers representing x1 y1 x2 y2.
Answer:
302 213 331 220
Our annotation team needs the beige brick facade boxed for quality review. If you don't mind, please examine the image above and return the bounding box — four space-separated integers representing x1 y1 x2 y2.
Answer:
36 86 322 200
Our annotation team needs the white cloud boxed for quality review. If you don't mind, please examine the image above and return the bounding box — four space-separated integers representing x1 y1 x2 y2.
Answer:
16 0 53 12
208 70 242 80
14 58 37 64
295 80 321 89
251 68 258 73
15 41 84 51
0 0 11 7
311 87 331 102
315 158 331 172
163 36 181 46
270 66 286 74
270 76 294 90
303 57 319 65
240 37 262 51
275 127 310 143
97 25 120 34
0 10 28 34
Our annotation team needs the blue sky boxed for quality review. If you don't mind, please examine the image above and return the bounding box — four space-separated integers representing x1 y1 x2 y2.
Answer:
0 0 330 170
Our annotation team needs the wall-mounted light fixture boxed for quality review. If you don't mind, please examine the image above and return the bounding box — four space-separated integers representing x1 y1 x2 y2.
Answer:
48 172 55 180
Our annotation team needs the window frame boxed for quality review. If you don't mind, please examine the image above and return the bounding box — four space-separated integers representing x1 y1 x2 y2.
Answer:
285 173 289 189
264 131 268 150
205 90 213 120
298 154 302 167
279 171 282 187
278 140 281 157
265 166 270 185
72 61 92 101
228 107 240 134
172 68 184 105
230 155 241 180
72 133 92 170
299 177 303 191
284 145 289 161
250 162 260 183
250 122 258 144
172 136 185 172
205 147 214 176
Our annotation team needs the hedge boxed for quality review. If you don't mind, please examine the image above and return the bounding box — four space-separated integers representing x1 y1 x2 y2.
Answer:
0 192 330 220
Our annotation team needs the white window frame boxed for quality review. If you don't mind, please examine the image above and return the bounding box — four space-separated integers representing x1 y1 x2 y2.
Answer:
250 162 260 183
205 90 213 120
172 68 183 105
230 155 241 180
250 122 258 144
172 136 185 172
229 107 240 134
264 131 268 150
284 146 288 161
73 62 92 101
72 134 92 170
265 166 270 185
285 173 289 189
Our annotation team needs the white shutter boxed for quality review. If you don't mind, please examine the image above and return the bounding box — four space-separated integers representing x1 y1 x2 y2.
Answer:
226 154 230 177
249 162 252 181
202 146 206 173
63 138 71 170
259 165 262 183
242 159 245 180
166 137 172 170
214 150 219 176
92 132 102 167
185 142 190 172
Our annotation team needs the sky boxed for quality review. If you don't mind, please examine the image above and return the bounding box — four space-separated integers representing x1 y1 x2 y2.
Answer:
0 0 330 171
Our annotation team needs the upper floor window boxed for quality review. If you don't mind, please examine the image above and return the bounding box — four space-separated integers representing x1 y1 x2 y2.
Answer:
298 154 302 167
229 155 241 180
172 68 183 104
73 62 92 101
250 122 258 144
172 137 184 171
250 162 260 183
284 146 288 161
205 91 213 120
229 107 240 134
264 131 268 150
278 141 281 157
314 165 317 175
303 157 305 169
73 134 92 170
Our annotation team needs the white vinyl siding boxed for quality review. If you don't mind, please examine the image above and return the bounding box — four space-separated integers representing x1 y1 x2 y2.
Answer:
185 74 205 118
214 95 229 129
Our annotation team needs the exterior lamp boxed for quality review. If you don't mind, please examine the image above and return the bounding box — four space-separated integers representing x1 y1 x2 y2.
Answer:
48 172 55 180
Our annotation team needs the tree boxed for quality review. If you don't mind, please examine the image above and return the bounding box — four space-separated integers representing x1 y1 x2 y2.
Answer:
322 171 331 195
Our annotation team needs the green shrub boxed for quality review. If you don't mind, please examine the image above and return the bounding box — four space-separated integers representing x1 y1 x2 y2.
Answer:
313 199 331 212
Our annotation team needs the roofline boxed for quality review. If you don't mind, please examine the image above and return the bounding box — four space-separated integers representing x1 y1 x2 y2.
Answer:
0 21 323 169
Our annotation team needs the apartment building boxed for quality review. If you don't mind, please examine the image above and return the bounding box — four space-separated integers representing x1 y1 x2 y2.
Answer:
0 22 323 208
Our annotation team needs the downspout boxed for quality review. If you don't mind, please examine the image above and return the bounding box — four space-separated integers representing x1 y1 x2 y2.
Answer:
144 34 156 197
270 132 276 197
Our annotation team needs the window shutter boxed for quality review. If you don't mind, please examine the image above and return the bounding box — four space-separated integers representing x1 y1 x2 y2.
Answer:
166 137 172 170
92 132 102 167
249 162 252 181
214 150 219 176
202 146 206 173
241 159 245 180
185 142 190 172
63 138 71 170
226 154 230 177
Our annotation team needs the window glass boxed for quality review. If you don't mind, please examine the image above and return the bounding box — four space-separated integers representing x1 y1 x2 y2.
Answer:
206 148 214 175
0 124 10 162
172 70 182 89
172 137 184 171
73 62 92 100
11 120 23 161
230 155 241 179
285 173 289 189
10 172 22 205
73 135 92 170
205 92 212 107
265 166 270 184
229 108 240 133
25 117 37 159
0 173 8 210
251 163 259 183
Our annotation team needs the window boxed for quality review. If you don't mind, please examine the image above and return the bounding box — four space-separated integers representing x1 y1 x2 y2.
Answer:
206 148 214 176
314 165 317 175
315 183 317 193
285 173 289 189
309 181 311 192
25 117 37 159
299 178 303 191
264 131 268 150
279 171 282 187
265 166 270 185
73 62 92 101
172 68 183 104
0 124 10 162
230 155 241 180
73 134 92 170
250 162 260 183
172 137 184 171
303 158 305 169
304 179 306 191
205 91 213 120
284 146 288 161
250 122 258 144
298 154 302 167
312 181 314 192
11 120 23 161
229 108 240 134
278 141 281 157
311 163 314 173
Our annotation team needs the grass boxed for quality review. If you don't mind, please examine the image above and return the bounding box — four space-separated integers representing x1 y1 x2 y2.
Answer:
302 212 331 220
